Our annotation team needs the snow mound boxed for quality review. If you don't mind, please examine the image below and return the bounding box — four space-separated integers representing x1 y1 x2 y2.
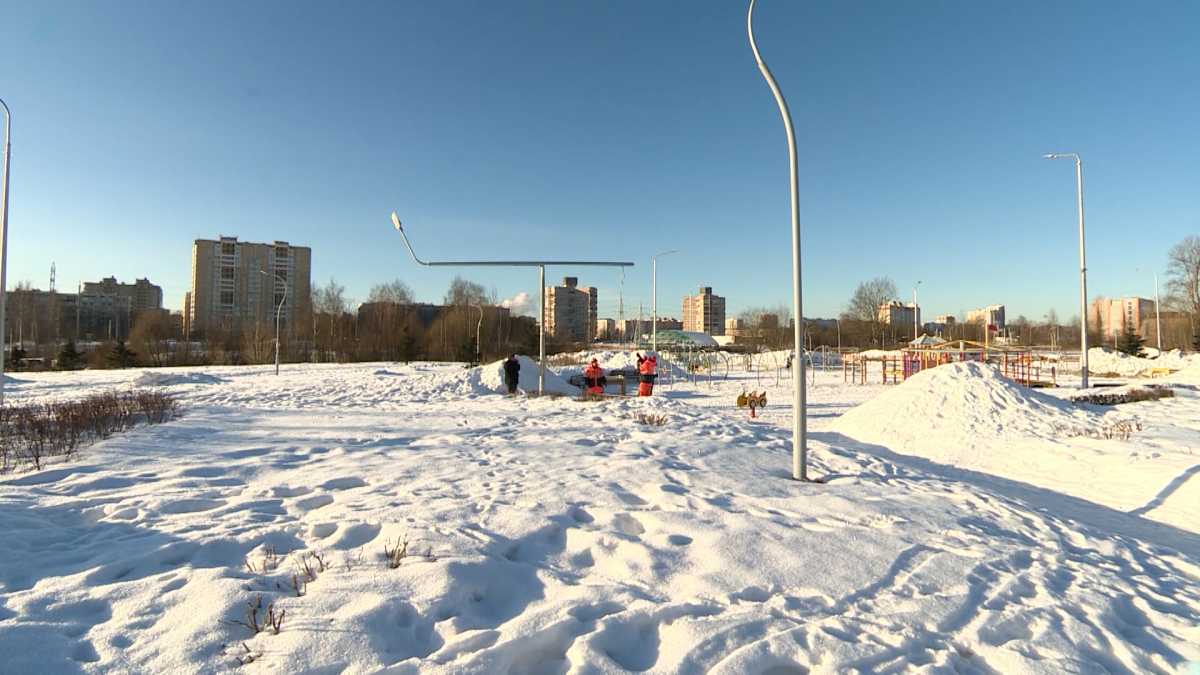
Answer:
567 349 688 378
828 361 1103 465
131 371 225 387
409 356 578 397
1086 347 1200 377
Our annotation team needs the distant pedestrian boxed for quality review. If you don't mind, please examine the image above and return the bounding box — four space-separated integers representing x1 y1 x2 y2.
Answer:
583 358 605 395
638 353 658 396
503 355 521 395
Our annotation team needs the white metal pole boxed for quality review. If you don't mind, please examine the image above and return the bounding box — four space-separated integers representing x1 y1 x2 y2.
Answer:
261 270 286 375
539 265 546 393
1154 271 1162 352
1046 153 1089 388
474 304 483 361
749 0 807 481
913 280 921 340
652 248 678 354
1075 156 1089 388
0 98 11 410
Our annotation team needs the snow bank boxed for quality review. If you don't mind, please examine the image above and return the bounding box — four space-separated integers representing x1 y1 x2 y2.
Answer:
1085 347 1200 377
828 361 1102 465
131 371 226 387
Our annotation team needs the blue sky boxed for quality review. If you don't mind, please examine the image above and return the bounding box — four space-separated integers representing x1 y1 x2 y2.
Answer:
2 1 1197 325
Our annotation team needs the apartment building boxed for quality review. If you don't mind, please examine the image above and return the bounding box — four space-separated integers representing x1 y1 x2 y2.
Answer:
82 277 163 316
967 304 1005 329
682 287 725 335
545 277 597 342
878 300 920 328
189 237 311 337
1091 297 1156 342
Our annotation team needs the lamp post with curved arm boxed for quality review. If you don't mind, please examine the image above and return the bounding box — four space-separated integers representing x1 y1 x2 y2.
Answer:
260 270 287 375
0 97 12 408
652 248 678 353
749 0 808 481
1044 152 1089 388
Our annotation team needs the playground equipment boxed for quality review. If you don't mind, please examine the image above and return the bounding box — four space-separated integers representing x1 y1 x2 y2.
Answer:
843 341 1057 388
736 390 768 418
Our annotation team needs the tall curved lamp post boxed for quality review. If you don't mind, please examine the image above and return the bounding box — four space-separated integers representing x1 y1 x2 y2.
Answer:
0 98 11 409
391 213 633 393
749 0 807 481
260 270 287 375
652 248 679 353
1044 153 1089 388
473 303 484 362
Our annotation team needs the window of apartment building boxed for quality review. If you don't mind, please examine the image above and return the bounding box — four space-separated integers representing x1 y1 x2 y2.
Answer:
275 246 289 259
221 266 235 280
275 269 288 281
274 293 286 307
222 242 235 256
219 290 234 305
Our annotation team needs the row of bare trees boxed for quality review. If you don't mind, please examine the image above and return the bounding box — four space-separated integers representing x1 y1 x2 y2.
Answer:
7 275 541 370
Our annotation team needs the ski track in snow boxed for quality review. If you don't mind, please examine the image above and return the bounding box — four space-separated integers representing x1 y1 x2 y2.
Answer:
1 357 1199 673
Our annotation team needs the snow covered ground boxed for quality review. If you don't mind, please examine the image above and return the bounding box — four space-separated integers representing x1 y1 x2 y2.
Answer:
1 355 1199 673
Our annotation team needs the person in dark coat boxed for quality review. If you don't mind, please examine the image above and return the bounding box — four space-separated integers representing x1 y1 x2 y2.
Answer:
503 355 521 395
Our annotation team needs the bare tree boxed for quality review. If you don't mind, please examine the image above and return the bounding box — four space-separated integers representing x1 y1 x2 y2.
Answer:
843 277 897 348
129 310 173 367
443 276 495 307
368 280 414 305
1166 235 1200 332
313 279 349 362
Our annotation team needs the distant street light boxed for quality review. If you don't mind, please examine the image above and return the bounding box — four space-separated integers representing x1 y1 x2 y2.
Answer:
749 0 807 481
391 212 633 393
1045 153 1089 388
473 303 484 362
0 97 11 409
652 248 679 353
1135 268 1163 352
260 270 287 375
913 280 922 340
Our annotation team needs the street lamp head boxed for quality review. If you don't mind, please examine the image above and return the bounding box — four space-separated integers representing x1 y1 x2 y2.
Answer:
1043 154 1059 158
391 211 404 233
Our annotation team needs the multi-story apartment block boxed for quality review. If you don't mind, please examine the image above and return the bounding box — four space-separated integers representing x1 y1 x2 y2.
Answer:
1091 297 1156 342
725 318 746 336
878 300 920 328
545 277 597 342
615 317 681 341
189 237 311 337
935 315 957 326
82 277 163 316
682 287 725 335
967 304 1005 329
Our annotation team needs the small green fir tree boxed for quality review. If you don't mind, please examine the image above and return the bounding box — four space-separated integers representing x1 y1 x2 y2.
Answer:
6 346 27 371
58 340 85 370
1117 324 1146 358
396 329 418 363
109 341 138 369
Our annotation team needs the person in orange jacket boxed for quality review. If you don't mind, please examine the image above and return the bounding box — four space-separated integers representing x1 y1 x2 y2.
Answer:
583 358 605 395
637 352 657 396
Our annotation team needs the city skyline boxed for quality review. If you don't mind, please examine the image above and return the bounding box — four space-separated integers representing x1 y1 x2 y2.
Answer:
2 2 1197 326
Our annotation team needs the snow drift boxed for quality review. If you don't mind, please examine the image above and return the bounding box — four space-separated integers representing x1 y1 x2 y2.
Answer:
828 361 1103 465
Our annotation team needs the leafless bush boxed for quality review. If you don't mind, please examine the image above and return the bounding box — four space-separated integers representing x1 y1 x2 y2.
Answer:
575 393 608 403
0 389 181 474
1071 386 1175 406
619 411 669 426
1052 421 1139 441
525 391 566 400
221 594 285 636
383 534 409 569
